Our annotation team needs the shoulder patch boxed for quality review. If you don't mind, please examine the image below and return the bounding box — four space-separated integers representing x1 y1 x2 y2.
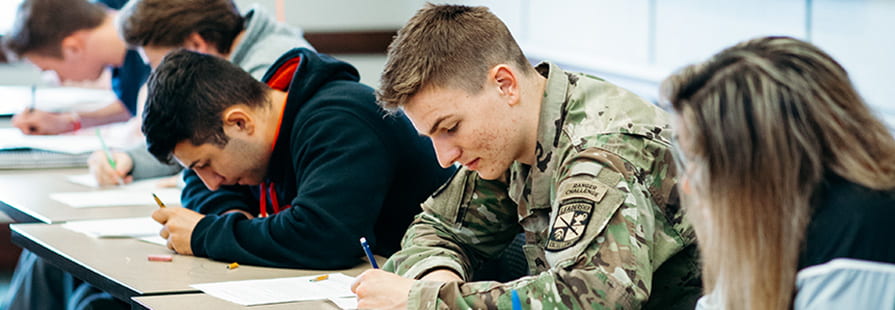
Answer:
546 198 594 251
557 178 610 202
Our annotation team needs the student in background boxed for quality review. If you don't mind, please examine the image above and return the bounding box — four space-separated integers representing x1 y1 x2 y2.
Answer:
351 4 700 309
663 36 895 309
145 49 454 268
5 0 314 308
88 0 314 185
5 0 149 135
2 0 150 308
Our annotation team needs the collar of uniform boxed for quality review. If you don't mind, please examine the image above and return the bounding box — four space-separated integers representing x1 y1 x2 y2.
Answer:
508 61 571 214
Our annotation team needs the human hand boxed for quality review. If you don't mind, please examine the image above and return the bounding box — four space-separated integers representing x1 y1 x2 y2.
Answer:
88 150 134 186
12 110 78 135
152 207 204 255
351 269 415 310
154 175 180 188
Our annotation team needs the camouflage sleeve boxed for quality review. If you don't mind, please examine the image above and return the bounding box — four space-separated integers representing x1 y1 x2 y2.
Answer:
383 167 522 280
409 145 687 309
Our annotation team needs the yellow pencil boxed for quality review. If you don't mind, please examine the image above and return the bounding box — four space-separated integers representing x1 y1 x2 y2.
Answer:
309 274 329 282
226 262 239 270
152 193 166 208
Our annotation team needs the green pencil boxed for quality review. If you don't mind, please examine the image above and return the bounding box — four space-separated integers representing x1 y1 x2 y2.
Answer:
96 128 125 186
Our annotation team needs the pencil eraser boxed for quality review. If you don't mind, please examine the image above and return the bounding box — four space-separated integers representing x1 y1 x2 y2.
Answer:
147 254 173 262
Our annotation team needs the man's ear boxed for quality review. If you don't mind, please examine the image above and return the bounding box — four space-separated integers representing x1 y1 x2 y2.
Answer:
184 32 218 55
222 106 255 135
59 32 86 60
490 64 519 106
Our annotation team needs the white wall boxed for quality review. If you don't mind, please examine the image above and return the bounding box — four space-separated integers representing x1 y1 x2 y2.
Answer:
443 0 893 127
812 0 895 126
2 0 892 128
234 0 423 31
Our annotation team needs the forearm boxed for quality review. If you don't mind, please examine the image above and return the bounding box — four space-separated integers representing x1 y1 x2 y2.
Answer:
386 168 521 279
181 170 256 215
411 265 648 310
384 212 476 280
192 211 364 269
76 100 132 128
124 144 182 180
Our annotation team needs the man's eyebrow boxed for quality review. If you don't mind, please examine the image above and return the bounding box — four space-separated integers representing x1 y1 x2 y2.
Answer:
427 115 449 136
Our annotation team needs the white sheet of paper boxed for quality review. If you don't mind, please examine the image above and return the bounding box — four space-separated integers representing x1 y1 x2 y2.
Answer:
0 128 105 154
66 174 99 188
49 188 180 208
67 174 179 190
138 235 167 247
62 217 161 238
0 124 136 155
0 86 116 115
191 273 356 306
328 296 358 310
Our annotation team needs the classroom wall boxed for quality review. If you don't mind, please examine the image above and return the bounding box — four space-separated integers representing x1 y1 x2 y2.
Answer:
233 0 422 31
442 0 895 128
2 0 892 127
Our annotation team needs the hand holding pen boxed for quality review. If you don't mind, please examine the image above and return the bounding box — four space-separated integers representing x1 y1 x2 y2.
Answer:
18 85 38 134
352 237 421 309
95 129 127 186
360 237 379 269
28 85 36 113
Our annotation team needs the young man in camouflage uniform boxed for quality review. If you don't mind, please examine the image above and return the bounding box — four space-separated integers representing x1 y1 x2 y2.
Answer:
351 3 701 309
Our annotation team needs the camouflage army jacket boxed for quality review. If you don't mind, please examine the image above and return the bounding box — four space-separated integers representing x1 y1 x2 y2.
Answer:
384 62 699 309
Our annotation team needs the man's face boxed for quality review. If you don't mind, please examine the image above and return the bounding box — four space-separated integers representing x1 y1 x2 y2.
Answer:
404 85 523 180
25 52 105 82
172 135 271 191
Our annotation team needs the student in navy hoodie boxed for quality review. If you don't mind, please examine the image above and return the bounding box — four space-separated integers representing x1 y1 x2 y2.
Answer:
144 48 456 268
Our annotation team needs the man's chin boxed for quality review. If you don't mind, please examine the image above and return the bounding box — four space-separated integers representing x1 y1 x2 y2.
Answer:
475 169 501 180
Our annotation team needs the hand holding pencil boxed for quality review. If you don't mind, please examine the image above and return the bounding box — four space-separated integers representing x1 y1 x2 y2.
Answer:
87 135 133 186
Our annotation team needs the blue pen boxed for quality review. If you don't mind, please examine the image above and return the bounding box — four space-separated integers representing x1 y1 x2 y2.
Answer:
359 237 379 269
512 289 522 310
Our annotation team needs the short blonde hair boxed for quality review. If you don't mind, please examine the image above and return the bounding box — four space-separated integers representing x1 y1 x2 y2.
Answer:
378 3 531 111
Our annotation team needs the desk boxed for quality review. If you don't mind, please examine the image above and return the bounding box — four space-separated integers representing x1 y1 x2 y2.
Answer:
0 168 157 223
11 223 380 306
132 293 339 310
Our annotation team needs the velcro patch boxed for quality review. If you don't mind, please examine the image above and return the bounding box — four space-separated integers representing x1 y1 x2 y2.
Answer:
546 198 594 251
557 179 609 203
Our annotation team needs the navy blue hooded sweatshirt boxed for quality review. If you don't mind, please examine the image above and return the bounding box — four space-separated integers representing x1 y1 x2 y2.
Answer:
181 48 456 269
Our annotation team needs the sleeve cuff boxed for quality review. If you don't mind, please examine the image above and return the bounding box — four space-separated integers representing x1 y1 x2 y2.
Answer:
401 256 467 280
189 215 218 257
408 280 447 310
125 146 183 180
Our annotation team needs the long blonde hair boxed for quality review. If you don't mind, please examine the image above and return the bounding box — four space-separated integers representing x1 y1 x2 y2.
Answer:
662 36 895 309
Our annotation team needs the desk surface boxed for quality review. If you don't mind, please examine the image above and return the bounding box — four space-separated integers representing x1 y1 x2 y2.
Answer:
12 223 379 304
132 293 341 310
0 168 157 223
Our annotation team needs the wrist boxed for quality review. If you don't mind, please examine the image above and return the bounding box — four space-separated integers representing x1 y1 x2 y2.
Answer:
68 112 82 132
420 268 463 282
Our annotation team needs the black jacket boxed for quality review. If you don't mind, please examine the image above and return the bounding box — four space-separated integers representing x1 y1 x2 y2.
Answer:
181 48 456 269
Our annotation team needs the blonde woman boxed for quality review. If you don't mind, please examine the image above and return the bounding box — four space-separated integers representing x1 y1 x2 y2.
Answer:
663 36 895 309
